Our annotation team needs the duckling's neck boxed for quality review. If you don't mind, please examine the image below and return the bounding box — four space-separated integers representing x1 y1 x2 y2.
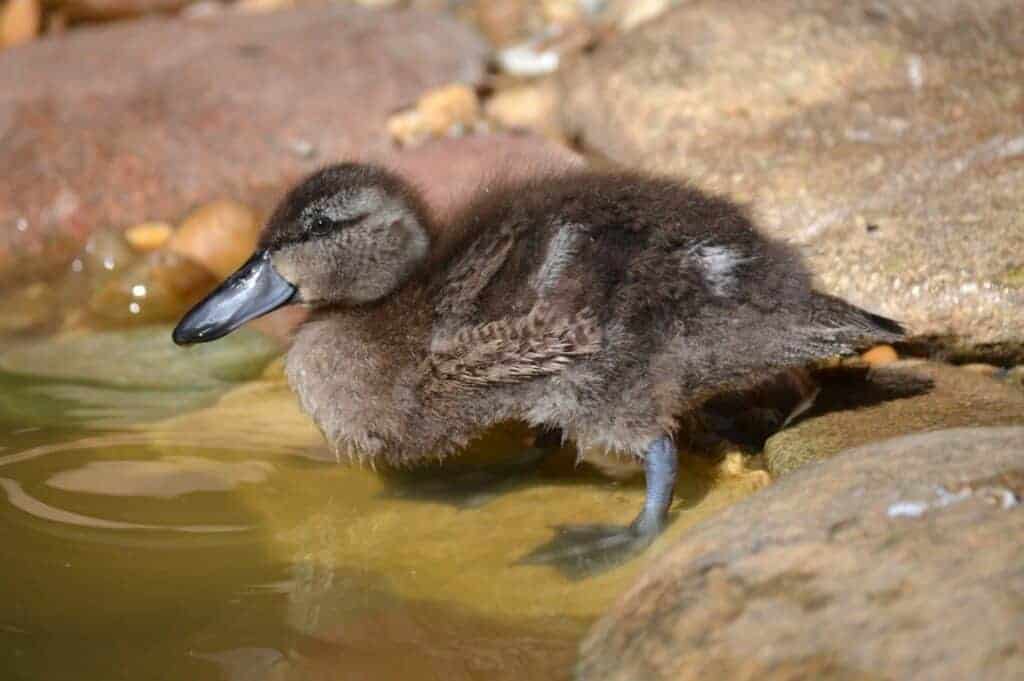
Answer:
284 286 435 464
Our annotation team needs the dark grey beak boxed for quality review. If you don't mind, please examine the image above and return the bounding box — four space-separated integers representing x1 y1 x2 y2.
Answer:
172 250 296 345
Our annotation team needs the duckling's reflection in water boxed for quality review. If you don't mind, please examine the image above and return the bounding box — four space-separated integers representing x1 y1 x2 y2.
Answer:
174 164 903 575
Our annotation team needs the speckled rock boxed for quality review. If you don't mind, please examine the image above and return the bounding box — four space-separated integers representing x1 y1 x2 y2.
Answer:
560 0 1024 353
580 427 1024 681
0 6 487 285
765 361 1024 476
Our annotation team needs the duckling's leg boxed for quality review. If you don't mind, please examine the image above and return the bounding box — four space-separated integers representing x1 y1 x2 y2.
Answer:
519 436 677 578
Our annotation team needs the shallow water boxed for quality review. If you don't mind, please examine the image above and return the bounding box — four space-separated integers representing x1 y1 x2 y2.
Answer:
0 327 768 681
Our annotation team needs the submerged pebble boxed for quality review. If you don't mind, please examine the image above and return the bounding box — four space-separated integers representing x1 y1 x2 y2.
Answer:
58 229 139 316
87 250 218 326
80 228 137 276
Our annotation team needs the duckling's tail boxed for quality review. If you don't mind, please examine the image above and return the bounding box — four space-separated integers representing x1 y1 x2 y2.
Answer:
861 309 905 337
810 293 905 346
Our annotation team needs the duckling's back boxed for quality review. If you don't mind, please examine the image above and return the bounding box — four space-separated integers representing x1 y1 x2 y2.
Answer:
428 170 901 454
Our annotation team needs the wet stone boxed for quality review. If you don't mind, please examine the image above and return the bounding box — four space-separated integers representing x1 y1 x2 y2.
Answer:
0 325 281 429
0 325 279 391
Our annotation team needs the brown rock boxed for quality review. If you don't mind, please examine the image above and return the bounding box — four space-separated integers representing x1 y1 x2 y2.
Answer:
765 361 1024 476
167 199 258 279
580 427 1024 681
0 6 487 285
559 0 1024 353
0 0 40 48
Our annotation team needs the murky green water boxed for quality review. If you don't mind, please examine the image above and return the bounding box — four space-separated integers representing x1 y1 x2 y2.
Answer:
0 326 767 681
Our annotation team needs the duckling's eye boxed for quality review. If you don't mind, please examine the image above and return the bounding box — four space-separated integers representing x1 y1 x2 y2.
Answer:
310 216 335 236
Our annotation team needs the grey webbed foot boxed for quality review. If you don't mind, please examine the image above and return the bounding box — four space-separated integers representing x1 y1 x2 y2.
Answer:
518 436 678 579
517 520 661 579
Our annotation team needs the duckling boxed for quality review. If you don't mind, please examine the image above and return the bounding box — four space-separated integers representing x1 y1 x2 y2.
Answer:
173 163 903 570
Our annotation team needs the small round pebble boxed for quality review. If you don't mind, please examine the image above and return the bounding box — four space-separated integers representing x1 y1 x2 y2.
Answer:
861 344 899 367
124 221 174 252
417 83 481 137
1 0 40 48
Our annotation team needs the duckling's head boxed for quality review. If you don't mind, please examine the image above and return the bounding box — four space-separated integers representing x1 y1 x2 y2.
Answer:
173 163 430 345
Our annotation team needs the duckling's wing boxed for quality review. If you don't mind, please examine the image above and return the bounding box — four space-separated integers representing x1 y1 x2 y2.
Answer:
433 222 516 334
427 303 601 388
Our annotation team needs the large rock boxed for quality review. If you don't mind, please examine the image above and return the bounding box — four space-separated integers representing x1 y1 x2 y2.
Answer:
0 6 487 283
560 0 1024 354
766 361 1024 476
579 427 1024 681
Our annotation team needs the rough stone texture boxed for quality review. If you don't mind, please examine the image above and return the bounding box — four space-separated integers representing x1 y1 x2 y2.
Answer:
766 361 1024 476
579 427 1024 681
0 6 487 284
560 0 1024 353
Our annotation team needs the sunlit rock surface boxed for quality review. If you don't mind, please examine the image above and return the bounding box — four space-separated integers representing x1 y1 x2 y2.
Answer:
560 0 1024 352
580 427 1024 681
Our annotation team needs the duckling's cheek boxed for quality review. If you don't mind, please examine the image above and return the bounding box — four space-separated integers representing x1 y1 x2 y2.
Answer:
269 251 302 289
